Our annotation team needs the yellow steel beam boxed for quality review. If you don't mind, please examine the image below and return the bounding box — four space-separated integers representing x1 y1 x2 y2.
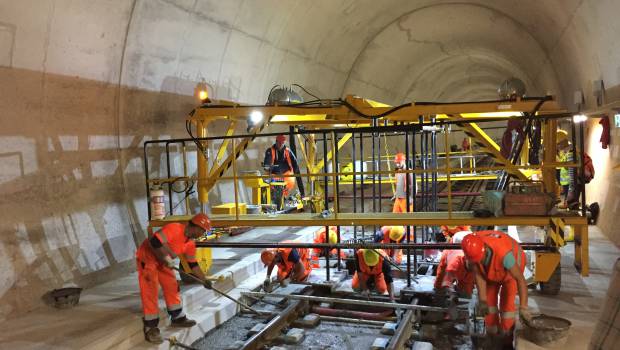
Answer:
150 213 587 228
188 95 563 124
210 120 237 176
313 132 355 173
458 122 528 181
318 174 498 185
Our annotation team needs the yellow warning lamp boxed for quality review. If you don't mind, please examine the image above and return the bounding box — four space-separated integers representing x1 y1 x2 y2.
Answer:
194 81 209 103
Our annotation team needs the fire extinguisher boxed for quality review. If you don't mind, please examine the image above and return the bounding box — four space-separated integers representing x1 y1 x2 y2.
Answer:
150 186 166 220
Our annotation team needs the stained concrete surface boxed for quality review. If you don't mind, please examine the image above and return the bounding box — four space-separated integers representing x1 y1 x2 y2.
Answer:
0 226 316 350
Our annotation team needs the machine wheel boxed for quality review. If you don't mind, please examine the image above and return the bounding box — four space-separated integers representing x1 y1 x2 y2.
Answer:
539 264 561 295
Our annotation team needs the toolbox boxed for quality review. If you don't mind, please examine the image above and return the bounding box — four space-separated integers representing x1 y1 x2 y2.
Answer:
504 181 551 216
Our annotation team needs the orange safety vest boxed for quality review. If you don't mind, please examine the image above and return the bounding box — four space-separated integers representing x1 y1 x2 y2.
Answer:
271 146 293 173
476 230 524 283
356 249 384 276
276 241 311 277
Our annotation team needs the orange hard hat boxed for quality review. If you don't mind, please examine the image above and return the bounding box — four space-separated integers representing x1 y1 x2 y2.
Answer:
394 153 406 163
461 234 485 263
261 249 276 266
276 135 286 143
191 213 211 231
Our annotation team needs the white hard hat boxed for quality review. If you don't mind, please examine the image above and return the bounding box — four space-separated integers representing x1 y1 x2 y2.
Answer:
451 230 472 244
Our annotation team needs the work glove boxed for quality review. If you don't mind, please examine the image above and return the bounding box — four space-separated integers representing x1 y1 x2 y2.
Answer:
280 278 290 288
203 279 213 290
361 289 370 300
477 301 489 317
263 278 273 293
163 256 176 269
519 306 533 325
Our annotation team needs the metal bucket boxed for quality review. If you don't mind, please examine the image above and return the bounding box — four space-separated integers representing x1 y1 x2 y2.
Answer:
523 314 571 347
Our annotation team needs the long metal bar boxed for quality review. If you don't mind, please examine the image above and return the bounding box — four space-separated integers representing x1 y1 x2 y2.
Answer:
378 122 383 214
243 292 448 312
405 126 412 288
412 125 417 274
323 132 330 281
196 241 549 250
386 298 418 350
165 142 174 213
372 119 377 214
360 132 365 239
318 315 386 326
352 132 357 240
172 267 261 315
240 295 305 350
144 143 152 219
334 131 341 267
579 122 587 216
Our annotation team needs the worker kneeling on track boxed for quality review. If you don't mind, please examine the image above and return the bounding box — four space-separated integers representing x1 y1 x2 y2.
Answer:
262 241 312 292
352 249 395 301
313 226 346 259
375 226 405 264
434 231 474 299
461 231 532 346
136 213 213 344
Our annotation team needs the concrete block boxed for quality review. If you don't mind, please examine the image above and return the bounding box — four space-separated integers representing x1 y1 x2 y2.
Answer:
411 341 433 350
269 347 287 350
280 328 304 344
292 313 320 328
380 322 398 335
224 340 246 350
371 337 389 350
247 323 266 336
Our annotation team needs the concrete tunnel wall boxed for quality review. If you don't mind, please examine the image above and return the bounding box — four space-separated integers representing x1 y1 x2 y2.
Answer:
1 0 620 320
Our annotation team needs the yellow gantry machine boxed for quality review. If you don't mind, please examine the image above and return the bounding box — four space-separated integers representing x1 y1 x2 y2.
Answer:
144 94 588 292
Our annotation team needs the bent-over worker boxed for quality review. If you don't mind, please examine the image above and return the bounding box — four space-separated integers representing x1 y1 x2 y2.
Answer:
313 226 346 259
352 249 395 301
136 213 212 344
261 241 312 291
461 231 532 345
375 226 405 264
434 231 474 298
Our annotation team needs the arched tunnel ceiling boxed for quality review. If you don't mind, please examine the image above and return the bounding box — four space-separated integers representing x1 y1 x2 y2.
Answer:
2 0 618 107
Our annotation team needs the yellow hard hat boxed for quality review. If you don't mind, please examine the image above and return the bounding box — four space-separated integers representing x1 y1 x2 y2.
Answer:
389 226 405 242
362 249 380 267
556 130 568 144
328 229 338 244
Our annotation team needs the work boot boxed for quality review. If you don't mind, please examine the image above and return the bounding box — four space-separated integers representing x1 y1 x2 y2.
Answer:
144 327 163 344
170 316 197 328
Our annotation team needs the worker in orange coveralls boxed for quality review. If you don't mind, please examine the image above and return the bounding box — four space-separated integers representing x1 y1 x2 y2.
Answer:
461 231 532 346
375 226 405 264
261 241 312 291
392 153 416 213
434 231 474 298
440 225 471 242
352 249 395 301
313 226 346 259
136 213 212 344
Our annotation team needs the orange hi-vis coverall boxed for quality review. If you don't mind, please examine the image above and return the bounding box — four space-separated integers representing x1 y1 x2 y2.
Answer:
352 250 392 294
312 227 346 258
275 244 312 282
377 226 403 264
476 231 526 333
136 223 197 327
434 249 474 297
392 171 415 213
